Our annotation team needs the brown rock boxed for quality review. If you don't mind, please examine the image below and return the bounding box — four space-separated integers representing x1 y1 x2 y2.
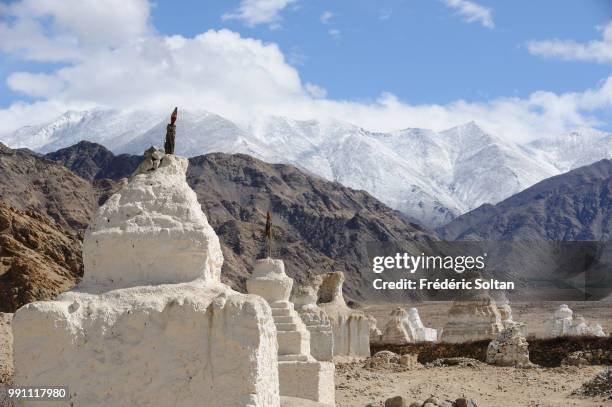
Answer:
0 202 82 312
385 396 406 407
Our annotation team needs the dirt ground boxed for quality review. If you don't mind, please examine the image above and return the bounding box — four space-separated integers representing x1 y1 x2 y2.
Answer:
335 360 611 407
363 300 612 338
1 303 611 407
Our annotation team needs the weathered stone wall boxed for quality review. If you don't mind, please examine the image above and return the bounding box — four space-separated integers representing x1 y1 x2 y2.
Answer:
13 284 279 406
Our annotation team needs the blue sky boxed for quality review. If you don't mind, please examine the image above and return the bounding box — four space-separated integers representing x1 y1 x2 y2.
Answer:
0 0 611 140
151 0 611 105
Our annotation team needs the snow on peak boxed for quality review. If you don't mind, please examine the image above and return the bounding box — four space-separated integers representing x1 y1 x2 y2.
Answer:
2 109 610 227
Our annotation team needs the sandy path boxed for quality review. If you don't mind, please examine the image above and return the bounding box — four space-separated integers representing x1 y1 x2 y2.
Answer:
335 362 611 407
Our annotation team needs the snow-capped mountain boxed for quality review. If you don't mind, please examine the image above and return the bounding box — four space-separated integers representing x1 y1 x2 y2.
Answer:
524 128 612 173
2 109 610 227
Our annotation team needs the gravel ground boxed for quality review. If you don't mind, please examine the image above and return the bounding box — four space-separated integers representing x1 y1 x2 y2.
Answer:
334 359 611 407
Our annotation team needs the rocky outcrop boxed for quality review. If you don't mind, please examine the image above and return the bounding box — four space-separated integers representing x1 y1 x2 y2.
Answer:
12 154 281 406
0 143 98 231
0 202 82 312
316 272 370 357
486 324 532 368
45 140 142 181
441 295 503 343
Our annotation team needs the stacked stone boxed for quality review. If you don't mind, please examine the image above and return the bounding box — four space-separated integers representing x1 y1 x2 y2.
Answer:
12 152 280 407
486 324 532 368
247 258 335 405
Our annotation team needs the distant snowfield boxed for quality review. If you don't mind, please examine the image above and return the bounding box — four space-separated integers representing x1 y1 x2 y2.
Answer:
2 108 611 227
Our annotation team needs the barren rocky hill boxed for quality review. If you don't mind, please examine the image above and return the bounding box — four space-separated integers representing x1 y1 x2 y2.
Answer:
3 141 436 308
0 202 82 312
0 143 101 232
45 140 143 181
439 159 612 241
186 153 435 298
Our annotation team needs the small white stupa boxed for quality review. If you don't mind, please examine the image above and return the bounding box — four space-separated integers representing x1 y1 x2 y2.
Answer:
408 307 438 342
549 304 606 337
316 272 371 357
247 258 335 405
380 307 437 344
292 277 334 361
441 294 504 343
12 150 280 407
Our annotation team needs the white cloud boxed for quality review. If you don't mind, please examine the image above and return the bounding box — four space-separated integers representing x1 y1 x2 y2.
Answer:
527 21 612 64
7 72 65 97
442 0 494 29
320 11 334 24
0 0 610 144
222 0 296 27
0 0 151 61
305 83 327 98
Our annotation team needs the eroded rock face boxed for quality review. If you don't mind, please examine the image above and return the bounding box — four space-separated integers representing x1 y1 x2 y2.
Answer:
12 154 280 407
316 272 370 357
486 324 532 368
0 203 83 312
549 304 606 337
441 295 503 343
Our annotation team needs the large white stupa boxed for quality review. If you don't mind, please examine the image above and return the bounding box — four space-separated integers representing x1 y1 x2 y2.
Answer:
12 151 281 406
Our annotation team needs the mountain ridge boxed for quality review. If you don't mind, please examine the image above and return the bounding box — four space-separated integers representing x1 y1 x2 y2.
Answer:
439 158 612 241
5 108 607 227
0 141 438 311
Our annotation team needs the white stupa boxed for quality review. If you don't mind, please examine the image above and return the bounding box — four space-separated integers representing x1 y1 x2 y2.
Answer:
247 258 335 405
12 152 280 406
549 304 606 337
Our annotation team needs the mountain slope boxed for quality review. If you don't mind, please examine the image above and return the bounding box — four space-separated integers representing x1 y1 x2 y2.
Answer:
0 202 83 312
188 153 435 299
525 129 612 173
3 108 596 227
439 159 612 241
0 143 99 231
45 141 142 181
10 141 439 303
